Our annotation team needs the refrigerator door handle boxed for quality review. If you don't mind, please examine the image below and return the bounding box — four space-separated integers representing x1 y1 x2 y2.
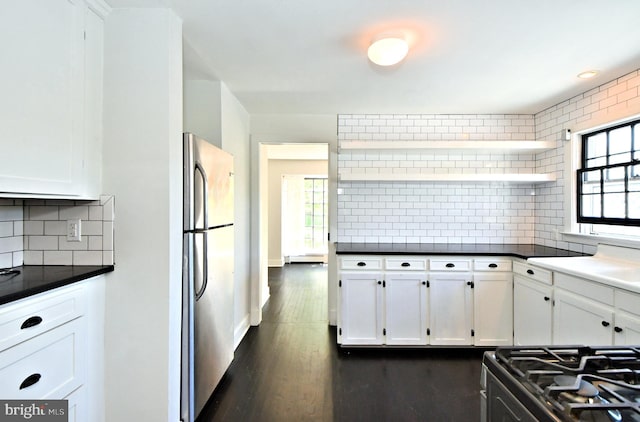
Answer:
194 162 209 229
195 232 208 301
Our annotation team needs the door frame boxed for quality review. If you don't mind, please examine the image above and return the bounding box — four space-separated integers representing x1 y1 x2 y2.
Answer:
249 139 338 326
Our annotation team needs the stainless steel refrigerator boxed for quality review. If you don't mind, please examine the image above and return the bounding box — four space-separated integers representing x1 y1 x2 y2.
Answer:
181 132 235 422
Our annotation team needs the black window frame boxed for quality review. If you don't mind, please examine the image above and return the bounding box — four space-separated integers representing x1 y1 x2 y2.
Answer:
577 118 640 227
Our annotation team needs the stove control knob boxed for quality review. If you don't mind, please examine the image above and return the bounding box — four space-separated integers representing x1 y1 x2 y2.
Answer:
614 326 623 333
543 296 550 301
601 321 610 327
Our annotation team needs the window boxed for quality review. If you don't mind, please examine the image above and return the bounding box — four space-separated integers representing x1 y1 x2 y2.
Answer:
304 178 328 252
577 119 640 229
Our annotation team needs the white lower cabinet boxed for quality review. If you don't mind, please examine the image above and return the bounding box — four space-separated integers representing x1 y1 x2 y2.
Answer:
513 275 553 345
614 289 640 345
0 318 85 399
384 273 428 345
613 312 640 345
473 273 513 346
339 255 513 347
65 385 87 422
338 271 384 345
0 279 101 420
338 260 428 346
429 272 473 345
553 288 615 345
339 254 640 348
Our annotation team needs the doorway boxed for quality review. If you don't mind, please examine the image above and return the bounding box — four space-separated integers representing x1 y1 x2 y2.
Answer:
266 145 328 267
252 142 335 326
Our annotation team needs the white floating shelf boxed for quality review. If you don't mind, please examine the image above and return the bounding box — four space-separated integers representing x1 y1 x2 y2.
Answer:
339 173 557 183
340 140 555 153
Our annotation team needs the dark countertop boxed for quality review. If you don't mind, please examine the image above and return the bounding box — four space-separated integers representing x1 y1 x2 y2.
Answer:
334 243 589 259
0 265 114 306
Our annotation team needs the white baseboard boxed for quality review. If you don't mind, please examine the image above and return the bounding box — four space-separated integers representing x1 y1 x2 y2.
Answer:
287 254 328 263
328 308 337 326
233 314 250 350
268 258 285 267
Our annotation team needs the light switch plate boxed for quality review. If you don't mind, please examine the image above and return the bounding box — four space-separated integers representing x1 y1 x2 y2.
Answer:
66 219 82 242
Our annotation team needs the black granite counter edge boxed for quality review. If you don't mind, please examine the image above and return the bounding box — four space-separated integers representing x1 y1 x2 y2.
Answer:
0 265 114 306
334 243 589 259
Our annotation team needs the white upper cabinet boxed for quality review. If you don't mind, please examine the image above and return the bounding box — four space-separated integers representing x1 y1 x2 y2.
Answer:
0 0 108 198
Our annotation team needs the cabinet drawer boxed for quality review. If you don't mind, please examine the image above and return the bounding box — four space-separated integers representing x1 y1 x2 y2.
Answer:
0 285 86 352
473 259 512 272
0 319 85 399
385 257 427 271
513 261 552 285
430 258 471 272
340 257 383 270
555 272 614 306
615 289 640 316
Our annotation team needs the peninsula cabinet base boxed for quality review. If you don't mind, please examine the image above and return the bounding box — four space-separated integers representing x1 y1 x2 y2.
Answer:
337 255 513 347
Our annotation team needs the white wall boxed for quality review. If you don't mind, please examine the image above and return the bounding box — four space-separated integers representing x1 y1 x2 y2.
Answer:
251 114 337 143
220 83 252 347
102 8 183 421
183 80 222 147
267 159 328 265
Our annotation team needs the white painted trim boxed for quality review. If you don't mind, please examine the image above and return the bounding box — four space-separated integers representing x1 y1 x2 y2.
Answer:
85 0 111 18
268 258 285 267
559 232 640 249
287 255 328 263
233 314 251 350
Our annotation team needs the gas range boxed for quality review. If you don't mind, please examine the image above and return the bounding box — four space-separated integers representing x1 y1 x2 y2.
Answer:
481 346 640 422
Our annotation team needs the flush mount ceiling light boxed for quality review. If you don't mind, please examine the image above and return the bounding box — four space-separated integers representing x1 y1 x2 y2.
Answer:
367 35 409 66
577 70 599 79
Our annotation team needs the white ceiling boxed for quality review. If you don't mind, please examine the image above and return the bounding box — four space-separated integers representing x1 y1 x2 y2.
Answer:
107 0 640 115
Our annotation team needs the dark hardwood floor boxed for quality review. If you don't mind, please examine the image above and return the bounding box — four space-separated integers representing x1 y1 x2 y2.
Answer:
197 263 484 422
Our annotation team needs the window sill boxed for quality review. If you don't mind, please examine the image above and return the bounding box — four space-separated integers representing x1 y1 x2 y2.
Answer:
559 231 640 249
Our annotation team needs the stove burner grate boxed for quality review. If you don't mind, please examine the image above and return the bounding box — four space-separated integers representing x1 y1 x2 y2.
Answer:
492 346 640 421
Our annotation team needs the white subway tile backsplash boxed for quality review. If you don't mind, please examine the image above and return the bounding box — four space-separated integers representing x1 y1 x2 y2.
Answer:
0 254 12 268
28 206 59 221
59 206 89 220
0 222 13 237
73 251 102 265
28 235 59 250
0 194 116 267
44 221 66 236
44 251 72 265
338 114 538 243
24 221 44 235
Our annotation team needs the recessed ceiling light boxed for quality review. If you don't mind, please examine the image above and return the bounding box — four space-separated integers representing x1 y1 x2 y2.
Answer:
577 70 599 79
367 35 409 66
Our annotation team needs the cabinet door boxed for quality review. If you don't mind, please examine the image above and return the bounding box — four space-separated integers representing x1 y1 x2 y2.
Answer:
0 0 104 198
339 272 383 345
429 273 473 345
385 273 428 345
65 386 86 422
614 312 640 345
474 273 513 346
553 289 614 346
81 3 106 198
513 275 553 345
